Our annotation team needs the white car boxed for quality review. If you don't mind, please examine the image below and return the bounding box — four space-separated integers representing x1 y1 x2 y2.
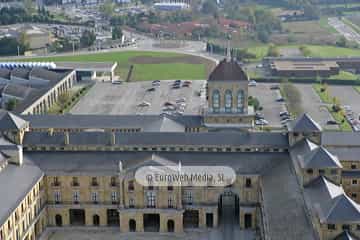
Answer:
137 101 151 107
255 119 269 126
248 80 257 86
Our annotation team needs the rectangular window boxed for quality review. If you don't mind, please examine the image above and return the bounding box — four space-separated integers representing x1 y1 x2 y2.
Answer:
183 191 193 205
352 193 357 199
91 192 98 203
91 177 98 186
342 224 350 231
110 177 116 187
54 191 61 204
168 197 174 208
146 191 156 208
352 164 357 169
111 191 118 203
307 169 313 174
129 198 135 208
73 191 80 203
327 224 336 230
53 177 60 186
319 169 325 175
353 179 358 185
245 178 252 188
72 177 79 187
330 169 338 175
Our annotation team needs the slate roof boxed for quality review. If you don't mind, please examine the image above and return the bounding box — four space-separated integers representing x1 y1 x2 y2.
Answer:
304 176 360 224
22 114 201 131
261 154 317 240
288 113 322 132
11 68 31 79
2 84 37 99
299 146 342 169
327 147 360 161
0 68 10 80
323 132 360 147
0 110 28 130
30 68 66 82
0 158 43 226
25 151 289 176
22 131 289 147
208 59 248 81
334 231 360 240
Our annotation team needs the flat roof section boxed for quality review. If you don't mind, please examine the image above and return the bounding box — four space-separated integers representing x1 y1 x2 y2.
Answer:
56 62 117 72
271 60 339 71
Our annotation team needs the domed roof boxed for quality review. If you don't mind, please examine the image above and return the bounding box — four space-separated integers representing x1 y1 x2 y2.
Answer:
208 59 248 82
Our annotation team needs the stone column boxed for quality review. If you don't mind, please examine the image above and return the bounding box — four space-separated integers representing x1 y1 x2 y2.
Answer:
199 209 206 228
160 214 167 233
136 213 144 232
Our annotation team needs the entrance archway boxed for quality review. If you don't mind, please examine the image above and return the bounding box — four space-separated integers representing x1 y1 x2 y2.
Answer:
183 210 199 228
167 220 175 232
93 214 100 226
129 219 136 232
143 214 160 232
55 214 62 226
218 191 239 225
69 209 85 226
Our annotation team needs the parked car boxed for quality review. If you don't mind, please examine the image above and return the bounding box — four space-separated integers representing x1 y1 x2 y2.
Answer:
164 101 175 107
176 98 186 103
327 120 337 125
112 80 122 85
147 87 156 92
248 80 257 86
270 85 280 90
172 85 180 89
152 82 160 86
279 111 289 117
255 119 269 126
137 101 151 107
276 98 285 102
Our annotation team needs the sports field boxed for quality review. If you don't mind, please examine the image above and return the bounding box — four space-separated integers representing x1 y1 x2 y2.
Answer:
16 51 215 81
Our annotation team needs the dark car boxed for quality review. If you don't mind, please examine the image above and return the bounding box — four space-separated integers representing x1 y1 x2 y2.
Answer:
276 98 285 102
172 85 180 89
327 120 337 125
270 85 280 90
147 87 156 92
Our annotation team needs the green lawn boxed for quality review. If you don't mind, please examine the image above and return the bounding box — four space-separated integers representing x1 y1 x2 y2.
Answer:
247 45 269 61
326 106 353 131
14 51 208 81
318 17 338 34
329 70 358 80
305 45 360 57
313 84 333 103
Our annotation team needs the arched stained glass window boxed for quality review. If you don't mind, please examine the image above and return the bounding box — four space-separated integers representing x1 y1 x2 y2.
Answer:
225 90 232 113
212 90 220 113
237 90 244 113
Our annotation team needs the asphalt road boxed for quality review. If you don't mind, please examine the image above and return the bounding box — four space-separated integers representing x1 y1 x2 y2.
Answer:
329 85 360 120
295 84 338 129
71 80 206 115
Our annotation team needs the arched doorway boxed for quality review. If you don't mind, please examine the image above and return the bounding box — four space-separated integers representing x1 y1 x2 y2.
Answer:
55 214 62 226
167 220 175 232
93 214 100 226
129 219 136 232
218 191 239 226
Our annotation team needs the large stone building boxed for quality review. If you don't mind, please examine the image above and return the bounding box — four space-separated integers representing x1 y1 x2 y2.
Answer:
1 59 360 240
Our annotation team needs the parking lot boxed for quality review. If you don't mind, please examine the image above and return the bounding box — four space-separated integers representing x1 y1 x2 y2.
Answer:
295 84 338 130
249 83 285 127
71 80 206 115
328 85 360 130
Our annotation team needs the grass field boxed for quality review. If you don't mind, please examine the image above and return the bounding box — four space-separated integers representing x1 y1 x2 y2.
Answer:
15 51 210 81
329 71 358 80
305 45 360 57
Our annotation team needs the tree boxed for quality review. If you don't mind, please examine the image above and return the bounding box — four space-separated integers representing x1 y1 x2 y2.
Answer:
336 36 348 47
99 0 115 18
5 98 18 111
80 30 96 48
201 0 217 15
0 37 26 56
112 26 123 40
24 0 35 15
267 44 280 57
